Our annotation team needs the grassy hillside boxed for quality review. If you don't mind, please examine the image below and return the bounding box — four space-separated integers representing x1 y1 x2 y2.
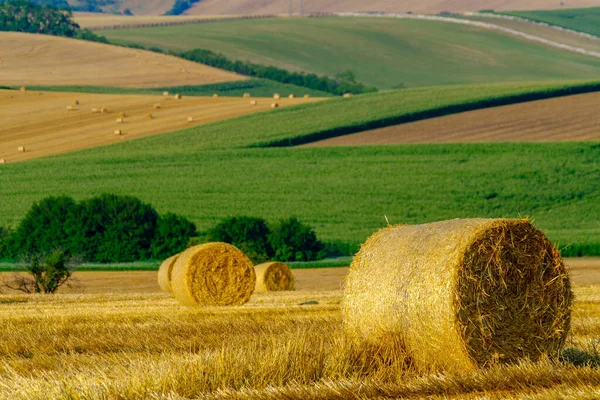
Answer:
98 17 600 89
499 7 600 37
1 81 599 254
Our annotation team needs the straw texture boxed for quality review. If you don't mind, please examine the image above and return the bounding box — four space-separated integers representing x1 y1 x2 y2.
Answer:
171 242 256 307
342 218 572 372
254 262 295 292
157 254 180 293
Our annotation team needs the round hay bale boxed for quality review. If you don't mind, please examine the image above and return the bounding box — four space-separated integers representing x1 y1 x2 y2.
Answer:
187 116 194 122
163 91 169 97
303 94 310 99
343 93 352 98
342 218 572 372
273 93 281 100
288 94 295 99
254 262 295 292
243 93 251 98
271 103 279 108
153 103 161 110
146 113 154 119
212 93 219 98
250 100 257 106
171 242 256 307
174 94 182 100
157 254 180 293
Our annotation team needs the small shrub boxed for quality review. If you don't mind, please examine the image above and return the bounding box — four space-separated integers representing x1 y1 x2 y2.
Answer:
207 217 273 263
268 217 325 262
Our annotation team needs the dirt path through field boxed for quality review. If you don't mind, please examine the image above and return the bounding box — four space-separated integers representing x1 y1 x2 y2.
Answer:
0 32 243 88
0 258 594 294
0 90 322 163
303 91 600 147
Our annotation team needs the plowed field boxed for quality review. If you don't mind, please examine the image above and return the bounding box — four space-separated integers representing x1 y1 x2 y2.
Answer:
304 92 600 147
0 90 320 163
187 0 600 15
0 32 243 88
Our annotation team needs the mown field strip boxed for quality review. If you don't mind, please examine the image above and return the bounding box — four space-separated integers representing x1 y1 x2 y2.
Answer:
0 32 243 88
73 13 242 29
303 91 600 146
0 90 322 163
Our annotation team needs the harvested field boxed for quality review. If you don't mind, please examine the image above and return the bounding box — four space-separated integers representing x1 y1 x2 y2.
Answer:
0 258 593 295
0 32 243 88
73 13 237 29
303 92 600 146
186 0 600 15
0 89 320 163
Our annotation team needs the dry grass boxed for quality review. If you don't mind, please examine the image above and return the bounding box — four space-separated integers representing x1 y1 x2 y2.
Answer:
303 91 600 147
73 13 235 29
0 89 321 163
0 263 596 398
0 32 243 88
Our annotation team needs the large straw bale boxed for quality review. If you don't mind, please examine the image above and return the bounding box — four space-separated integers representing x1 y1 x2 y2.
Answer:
254 262 295 292
342 218 572 372
171 242 256 307
158 254 180 293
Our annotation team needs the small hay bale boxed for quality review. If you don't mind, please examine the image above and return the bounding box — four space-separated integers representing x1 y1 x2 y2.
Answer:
243 93 251 98
0 159 5 164
114 129 122 135
254 262 294 292
212 93 219 98
174 94 182 100
146 113 154 119
343 93 352 98
157 254 180 293
273 93 281 100
250 100 257 106
163 91 169 96
342 218 572 373
91 108 99 113
116 118 124 124
288 94 295 99
304 94 310 99
153 103 161 110
101 108 109 113
73 100 79 105
119 112 126 118
66 105 75 110
170 242 256 307
271 103 279 108
187 116 194 122
17 146 25 152
20 86 26 93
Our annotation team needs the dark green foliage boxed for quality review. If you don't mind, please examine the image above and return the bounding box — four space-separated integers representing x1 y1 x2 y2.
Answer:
0 0 108 42
151 213 197 259
268 218 325 262
179 48 376 96
559 243 600 257
72 194 159 263
0 226 10 259
561 348 600 368
2 250 78 293
207 217 273 263
164 0 199 15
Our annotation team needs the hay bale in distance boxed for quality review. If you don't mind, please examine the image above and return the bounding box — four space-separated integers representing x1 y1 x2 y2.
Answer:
0 159 5 164
153 103 161 110
212 93 219 98
20 86 26 93
250 100 257 106
73 100 79 105
119 112 126 118
146 113 154 119
116 118 124 124
174 94 182 99
66 105 75 110
343 93 352 98
170 242 256 307
114 129 122 135
342 218 572 372
163 91 169 96
243 93 251 98
187 116 194 122
158 254 181 293
101 108 109 113
304 94 310 99
273 93 281 100
254 262 295 292
17 146 25 152
91 108 99 113
271 103 279 108
288 94 295 99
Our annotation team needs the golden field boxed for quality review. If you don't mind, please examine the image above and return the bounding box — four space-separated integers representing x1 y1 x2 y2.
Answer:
0 262 598 399
0 90 321 163
0 32 243 88
304 91 600 147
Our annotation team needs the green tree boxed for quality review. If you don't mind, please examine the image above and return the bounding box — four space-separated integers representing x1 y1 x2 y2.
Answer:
207 216 273 263
151 213 197 259
268 217 324 262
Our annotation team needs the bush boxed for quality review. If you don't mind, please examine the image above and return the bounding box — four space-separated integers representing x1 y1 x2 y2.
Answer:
207 216 273 263
151 213 197 259
268 217 325 262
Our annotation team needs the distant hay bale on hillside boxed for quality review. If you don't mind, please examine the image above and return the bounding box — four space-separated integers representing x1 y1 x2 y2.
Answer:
342 218 572 373
250 100 257 106
343 93 352 98
0 159 5 164
158 254 181 293
146 113 154 119
17 146 25 152
255 262 295 292
162 91 169 96
153 103 161 110
171 242 256 307
119 112 126 118
187 116 194 122
212 93 219 98
243 93 251 98
114 129 122 135
271 103 279 108
20 86 26 93
304 94 310 99
116 118 124 124
101 108 109 113
73 100 79 105
174 94 182 100
288 94 295 99
91 108 99 113
273 93 281 100
66 105 75 111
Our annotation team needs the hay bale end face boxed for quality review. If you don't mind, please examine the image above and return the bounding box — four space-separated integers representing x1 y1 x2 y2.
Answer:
20 86 26 93
187 116 194 122
342 218 572 372
255 262 295 292
171 242 256 307
17 146 25 152
114 129 122 135
158 254 181 293
0 159 5 164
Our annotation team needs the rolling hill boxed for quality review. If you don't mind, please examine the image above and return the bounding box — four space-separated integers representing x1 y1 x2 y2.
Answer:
186 0 600 15
303 91 600 146
99 17 600 89
499 7 600 37
0 32 244 88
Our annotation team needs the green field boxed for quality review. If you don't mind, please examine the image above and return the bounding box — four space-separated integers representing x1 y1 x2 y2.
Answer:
97 17 600 89
1 81 599 254
21 79 332 98
498 7 600 37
